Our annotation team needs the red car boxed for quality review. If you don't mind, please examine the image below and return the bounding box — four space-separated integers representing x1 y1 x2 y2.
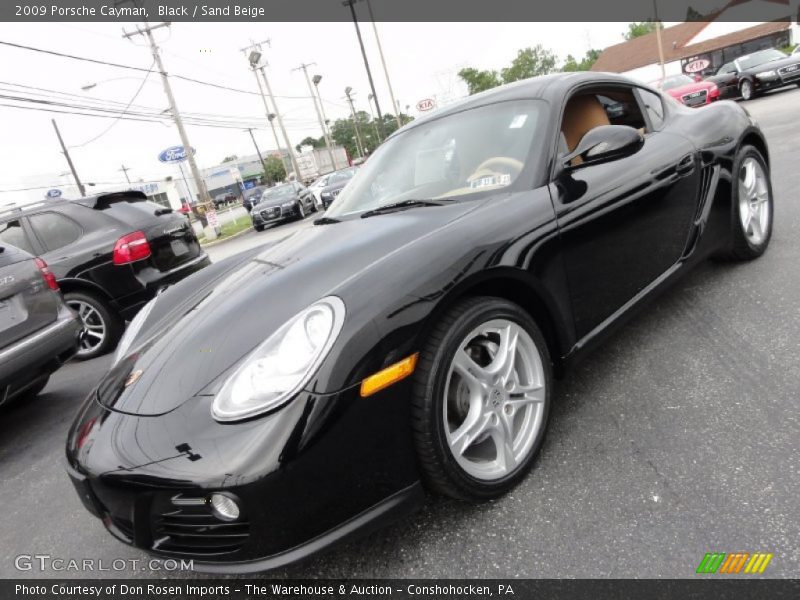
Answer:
652 74 720 107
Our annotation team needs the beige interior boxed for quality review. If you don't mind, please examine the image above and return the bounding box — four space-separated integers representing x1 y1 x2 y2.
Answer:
561 94 611 165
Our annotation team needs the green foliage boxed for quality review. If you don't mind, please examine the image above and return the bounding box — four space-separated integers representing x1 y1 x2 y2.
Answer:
295 136 324 153
624 21 663 41
562 49 602 72
779 44 797 55
264 155 286 183
221 154 238 163
459 44 558 95
686 6 705 21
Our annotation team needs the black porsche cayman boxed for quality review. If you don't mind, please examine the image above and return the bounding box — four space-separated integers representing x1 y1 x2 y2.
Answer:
66 72 773 572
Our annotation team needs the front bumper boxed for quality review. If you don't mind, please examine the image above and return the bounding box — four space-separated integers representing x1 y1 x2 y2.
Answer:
65 377 422 571
251 205 298 226
0 306 81 398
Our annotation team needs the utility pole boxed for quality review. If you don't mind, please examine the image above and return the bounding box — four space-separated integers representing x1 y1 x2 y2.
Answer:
364 0 402 129
51 119 86 197
246 128 268 182
245 51 288 175
312 75 337 169
241 40 301 181
344 87 365 158
294 63 337 173
367 93 382 142
123 21 214 236
119 164 132 184
653 0 666 81
343 0 384 139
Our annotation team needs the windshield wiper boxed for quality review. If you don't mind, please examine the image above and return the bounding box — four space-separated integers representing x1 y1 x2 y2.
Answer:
360 199 448 219
314 216 341 225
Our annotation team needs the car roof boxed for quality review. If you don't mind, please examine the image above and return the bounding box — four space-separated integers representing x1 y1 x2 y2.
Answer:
390 72 645 138
0 191 148 220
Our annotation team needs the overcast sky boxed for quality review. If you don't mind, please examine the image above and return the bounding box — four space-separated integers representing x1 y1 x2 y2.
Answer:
0 21 645 202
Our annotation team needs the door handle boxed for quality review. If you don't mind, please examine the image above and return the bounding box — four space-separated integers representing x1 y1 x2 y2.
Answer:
676 154 695 175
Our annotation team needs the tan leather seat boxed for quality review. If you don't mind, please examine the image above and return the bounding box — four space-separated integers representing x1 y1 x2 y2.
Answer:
561 95 611 165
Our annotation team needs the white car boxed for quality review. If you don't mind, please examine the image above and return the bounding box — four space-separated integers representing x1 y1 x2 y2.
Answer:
307 175 331 209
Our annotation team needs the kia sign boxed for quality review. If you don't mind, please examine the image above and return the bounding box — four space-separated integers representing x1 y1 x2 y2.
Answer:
416 98 436 112
158 145 196 163
45 189 62 198
685 59 710 74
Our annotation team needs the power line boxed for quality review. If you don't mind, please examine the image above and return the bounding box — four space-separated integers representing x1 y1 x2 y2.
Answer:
69 59 156 148
0 40 349 106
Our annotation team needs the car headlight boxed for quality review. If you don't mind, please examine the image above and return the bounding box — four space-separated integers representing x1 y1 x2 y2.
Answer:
211 296 346 422
113 297 157 365
756 70 777 79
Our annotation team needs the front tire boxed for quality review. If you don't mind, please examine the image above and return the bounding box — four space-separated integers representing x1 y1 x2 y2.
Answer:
410 297 552 502
64 291 124 360
729 145 773 260
740 79 755 101
254 224 265 232
297 201 306 220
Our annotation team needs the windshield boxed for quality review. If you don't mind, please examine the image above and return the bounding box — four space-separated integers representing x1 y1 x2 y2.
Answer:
662 75 695 90
261 185 295 201
326 100 544 218
737 49 787 70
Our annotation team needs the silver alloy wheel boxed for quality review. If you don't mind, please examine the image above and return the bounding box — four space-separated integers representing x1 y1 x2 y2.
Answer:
67 299 106 356
443 319 546 481
738 156 770 246
741 80 752 100
298 201 305 219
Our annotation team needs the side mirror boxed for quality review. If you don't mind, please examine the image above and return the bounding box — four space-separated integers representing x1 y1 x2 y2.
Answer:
563 125 644 169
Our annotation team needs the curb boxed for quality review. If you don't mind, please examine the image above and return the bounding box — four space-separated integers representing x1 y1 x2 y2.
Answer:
200 225 254 248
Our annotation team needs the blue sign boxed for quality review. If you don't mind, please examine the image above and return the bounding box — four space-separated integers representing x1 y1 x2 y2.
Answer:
158 145 195 163
45 189 62 198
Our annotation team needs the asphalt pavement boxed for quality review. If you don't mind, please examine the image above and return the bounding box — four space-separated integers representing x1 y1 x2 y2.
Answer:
1 87 798 579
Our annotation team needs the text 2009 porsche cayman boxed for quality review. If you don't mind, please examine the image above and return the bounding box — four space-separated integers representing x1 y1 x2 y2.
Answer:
66 72 772 573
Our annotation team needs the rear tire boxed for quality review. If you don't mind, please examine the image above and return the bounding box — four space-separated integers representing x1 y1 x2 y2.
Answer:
254 224 265 232
64 291 124 360
728 145 773 261
410 297 552 502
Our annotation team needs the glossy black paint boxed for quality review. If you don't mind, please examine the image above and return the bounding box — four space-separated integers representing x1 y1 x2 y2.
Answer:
0 193 210 322
319 168 358 209
66 73 769 571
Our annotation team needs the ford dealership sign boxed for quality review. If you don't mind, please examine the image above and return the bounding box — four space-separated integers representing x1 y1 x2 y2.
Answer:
158 145 195 163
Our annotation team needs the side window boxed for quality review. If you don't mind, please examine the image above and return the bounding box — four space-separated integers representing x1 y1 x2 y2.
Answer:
561 87 646 157
637 88 665 131
27 212 82 252
0 219 35 254
718 63 734 74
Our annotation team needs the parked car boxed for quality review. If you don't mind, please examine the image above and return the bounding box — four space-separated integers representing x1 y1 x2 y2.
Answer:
706 48 800 100
242 186 267 212
793 45 800 56
652 74 720 107
67 72 772 572
307 174 331 209
0 243 82 407
0 191 210 359
319 167 358 209
213 191 237 209
249 183 317 231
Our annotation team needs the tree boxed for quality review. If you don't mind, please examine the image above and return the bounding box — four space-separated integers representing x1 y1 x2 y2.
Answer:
686 6 705 21
295 136 324 153
221 154 238 163
264 155 286 183
562 49 602 72
459 45 558 96
457 67 502 95
624 21 663 41
501 45 557 83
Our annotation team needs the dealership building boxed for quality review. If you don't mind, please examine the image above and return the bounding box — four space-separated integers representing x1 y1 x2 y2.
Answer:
592 2 799 82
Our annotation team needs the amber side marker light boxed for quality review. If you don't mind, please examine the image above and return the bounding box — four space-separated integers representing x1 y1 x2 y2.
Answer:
360 353 419 398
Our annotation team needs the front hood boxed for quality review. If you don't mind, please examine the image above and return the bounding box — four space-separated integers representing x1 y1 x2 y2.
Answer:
743 57 800 74
99 201 483 416
252 197 292 210
667 82 715 97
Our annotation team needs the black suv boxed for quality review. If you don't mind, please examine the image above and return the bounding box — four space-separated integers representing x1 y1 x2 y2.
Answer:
0 243 81 406
0 191 210 359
